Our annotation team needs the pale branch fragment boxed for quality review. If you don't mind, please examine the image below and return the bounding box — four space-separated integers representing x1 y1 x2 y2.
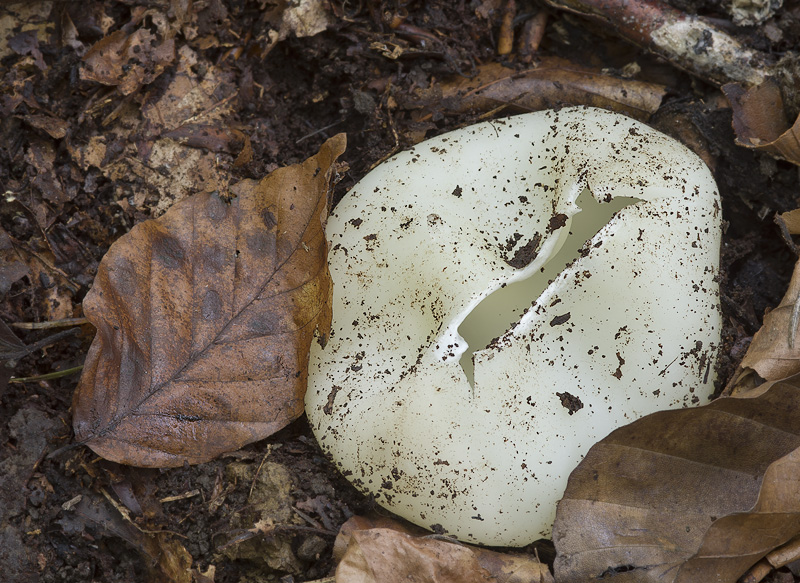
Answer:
497 0 517 56
518 11 548 62
739 533 800 583
543 0 800 108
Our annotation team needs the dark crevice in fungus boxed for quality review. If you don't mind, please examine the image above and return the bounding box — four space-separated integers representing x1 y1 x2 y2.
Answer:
458 188 641 387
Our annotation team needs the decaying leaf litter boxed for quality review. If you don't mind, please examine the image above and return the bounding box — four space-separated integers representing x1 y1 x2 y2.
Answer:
1 0 800 582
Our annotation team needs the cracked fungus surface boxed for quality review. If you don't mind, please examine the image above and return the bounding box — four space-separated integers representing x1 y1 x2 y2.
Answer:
305 107 722 546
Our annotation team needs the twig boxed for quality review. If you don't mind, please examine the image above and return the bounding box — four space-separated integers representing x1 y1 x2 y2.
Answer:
739 534 800 583
766 533 800 568
775 213 800 257
791 295 800 349
10 365 83 383
100 488 188 538
11 317 89 330
160 489 201 503
519 11 548 62
248 448 272 499
739 559 772 583
3 327 81 362
497 0 517 56
296 119 346 145
292 505 324 530
542 0 791 89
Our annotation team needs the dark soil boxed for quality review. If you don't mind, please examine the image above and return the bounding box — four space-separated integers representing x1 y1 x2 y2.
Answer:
1 1 799 582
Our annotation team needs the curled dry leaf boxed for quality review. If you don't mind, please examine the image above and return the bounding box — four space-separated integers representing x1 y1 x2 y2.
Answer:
332 515 431 563
553 378 800 583
433 60 665 121
335 516 553 583
735 259 800 383
72 134 346 467
723 80 800 166
724 209 800 396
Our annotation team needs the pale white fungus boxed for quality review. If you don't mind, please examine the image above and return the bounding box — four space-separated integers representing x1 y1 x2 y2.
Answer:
305 107 722 546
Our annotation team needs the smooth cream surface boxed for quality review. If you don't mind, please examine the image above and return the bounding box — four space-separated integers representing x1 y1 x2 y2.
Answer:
306 107 722 546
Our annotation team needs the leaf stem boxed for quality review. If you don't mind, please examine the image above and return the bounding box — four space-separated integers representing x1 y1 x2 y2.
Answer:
10 365 84 383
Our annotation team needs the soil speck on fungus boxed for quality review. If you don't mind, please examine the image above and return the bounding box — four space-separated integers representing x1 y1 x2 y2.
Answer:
556 391 584 415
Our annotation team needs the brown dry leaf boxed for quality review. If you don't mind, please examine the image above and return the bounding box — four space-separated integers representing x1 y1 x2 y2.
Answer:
80 28 176 95
553 378 800 583
332 515 430 562
335 516 553 583
72 134 346 467
735 260 800 381
431 59 665 121
723 80 800 166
